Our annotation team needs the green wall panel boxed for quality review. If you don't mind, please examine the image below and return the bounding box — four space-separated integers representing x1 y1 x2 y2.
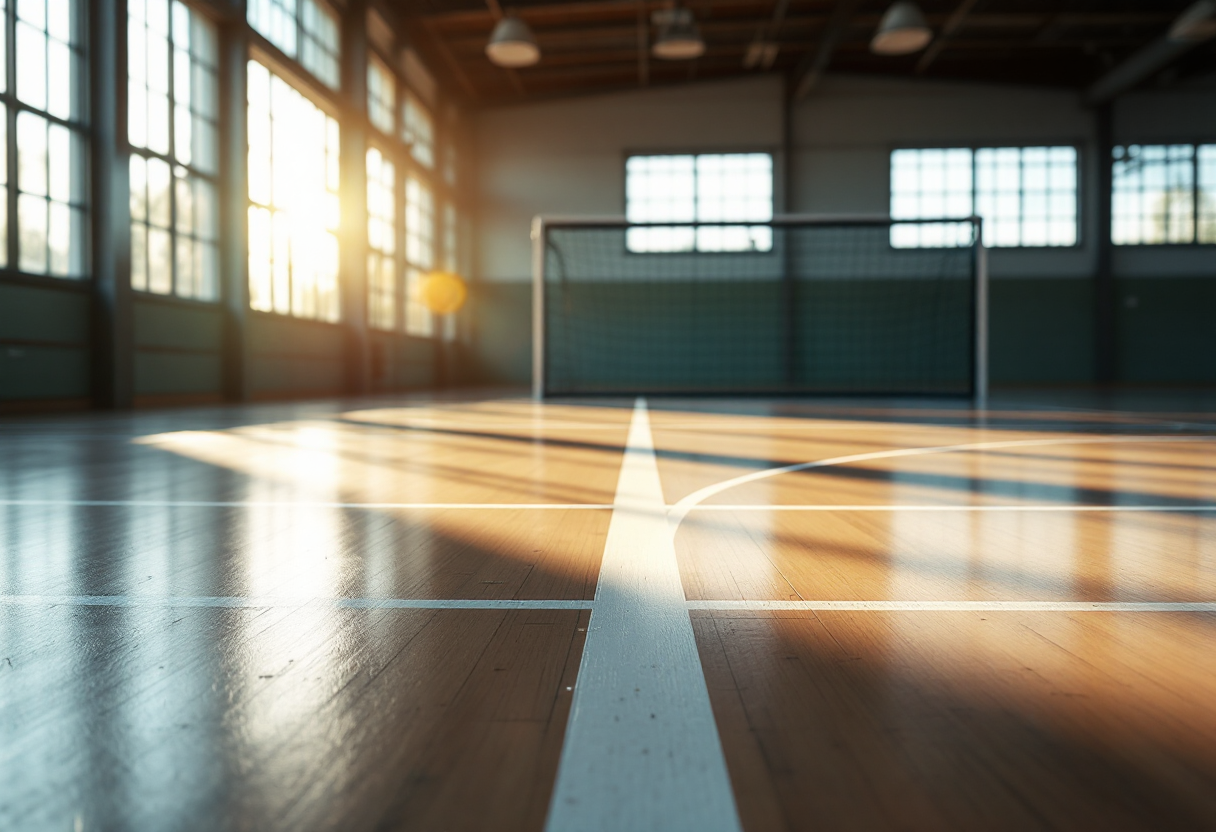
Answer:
134 352 222 395
0 345 89 400
477 278 1082 391
470 283 532 385
249 356 345 394
1117 278 1216 384
133 299 223 351
0 283 89 344
248 315 345 360
988 279 1094 384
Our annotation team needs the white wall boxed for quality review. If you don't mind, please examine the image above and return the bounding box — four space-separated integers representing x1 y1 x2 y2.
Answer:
474 75 784 282
474 72 1216 284
791 75 1099 279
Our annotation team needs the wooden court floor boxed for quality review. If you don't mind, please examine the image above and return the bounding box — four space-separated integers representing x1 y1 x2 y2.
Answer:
3 392 1216 831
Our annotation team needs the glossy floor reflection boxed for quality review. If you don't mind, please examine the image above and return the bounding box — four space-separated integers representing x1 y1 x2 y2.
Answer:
2 391 1216 831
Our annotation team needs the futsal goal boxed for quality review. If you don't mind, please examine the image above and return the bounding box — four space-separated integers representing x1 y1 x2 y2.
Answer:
532 216 987 403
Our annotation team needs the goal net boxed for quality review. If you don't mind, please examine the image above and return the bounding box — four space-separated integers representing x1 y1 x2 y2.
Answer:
533 217 987 401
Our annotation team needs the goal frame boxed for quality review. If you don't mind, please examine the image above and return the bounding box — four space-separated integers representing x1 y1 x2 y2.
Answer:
531 215 988 407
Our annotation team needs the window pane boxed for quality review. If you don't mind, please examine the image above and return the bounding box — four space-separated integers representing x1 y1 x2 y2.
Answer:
405 177 434 337
368 54 395 135
889 147 974 248
18 0 83 120
18 194 47 273
16 22 47 111
625 154 695 252
16 111 48 197
249 0 298 58
1199 145 1216 245
366 147 396 331
405 175 433 268
402 93 434 168
624 153 774 253
694 153 772 252
1113 144 1195 245
129 1 219 298
405 267 432 337
247 60 341 322
299 0 340 89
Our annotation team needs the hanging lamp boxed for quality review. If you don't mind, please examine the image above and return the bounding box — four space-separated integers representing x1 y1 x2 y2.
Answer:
652 6 706 60
871 1 932 56
486 15 540 68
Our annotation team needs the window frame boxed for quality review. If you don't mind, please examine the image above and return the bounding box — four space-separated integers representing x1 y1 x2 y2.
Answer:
245 49 343 323
365 140 399 332
621 149 778 256
1111 141 1216 248
246 0 340 90
1 0 92 280
125 0 222 303
887 142 1085 251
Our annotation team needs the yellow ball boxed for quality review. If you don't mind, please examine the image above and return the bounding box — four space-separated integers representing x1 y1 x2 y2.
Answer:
418 271 468 315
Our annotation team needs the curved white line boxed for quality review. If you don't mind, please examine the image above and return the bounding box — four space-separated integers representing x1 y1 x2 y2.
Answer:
666 434 1216 535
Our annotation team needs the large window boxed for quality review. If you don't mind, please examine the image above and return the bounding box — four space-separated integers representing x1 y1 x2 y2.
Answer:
625 153 773 253
402 91 433 169
366 146 396 331
1113 144 1216 245
367 54 395 135
404 174 433 336
890 146 1078 248
128 0 220 300
247 60 340 321
11 0 89 276
247 0 339 89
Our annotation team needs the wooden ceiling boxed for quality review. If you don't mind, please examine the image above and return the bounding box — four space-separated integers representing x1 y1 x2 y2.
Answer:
393 1 1215 105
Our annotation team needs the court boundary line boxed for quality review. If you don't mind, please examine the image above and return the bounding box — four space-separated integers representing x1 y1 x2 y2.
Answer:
667 434 1216 534
7 501 1213 512
688 600 1216 612
3 596 1213 613
0 596 594 610
0 500 613 510
688 504 1216 512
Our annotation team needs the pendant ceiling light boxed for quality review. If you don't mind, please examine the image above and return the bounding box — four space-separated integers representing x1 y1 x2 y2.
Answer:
1169 0 1216 42
652 6 706 61
486 15 540 68
871 1 933 56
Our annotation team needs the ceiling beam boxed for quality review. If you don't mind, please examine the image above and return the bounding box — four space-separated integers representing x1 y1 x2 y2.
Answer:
1085 35 1202 105
789 0 866 100
637 1 649 86
916 0 980 73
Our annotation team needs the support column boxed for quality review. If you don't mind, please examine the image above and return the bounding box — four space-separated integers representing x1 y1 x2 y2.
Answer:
340 0 371 396
219 3 250 401
1094 102 1117 385
90 0 134 408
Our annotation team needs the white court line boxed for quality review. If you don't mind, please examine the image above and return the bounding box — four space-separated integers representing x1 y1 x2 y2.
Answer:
4 596 1211 613
545 399 742 832
688 600 1216 612
689 504 1216 512
0 595 593 610
667 434 1216 534
0 500 612 510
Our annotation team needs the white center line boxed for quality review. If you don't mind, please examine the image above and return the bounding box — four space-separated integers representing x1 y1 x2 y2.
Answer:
545 399 742 832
